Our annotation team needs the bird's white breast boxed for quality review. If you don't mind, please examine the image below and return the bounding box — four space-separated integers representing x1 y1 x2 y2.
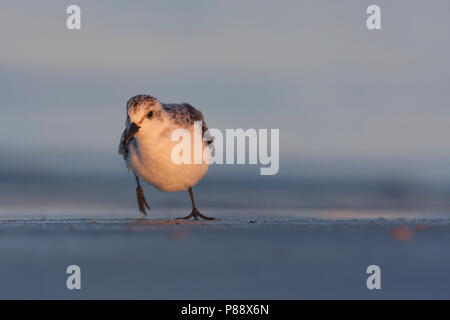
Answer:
126 123 209 192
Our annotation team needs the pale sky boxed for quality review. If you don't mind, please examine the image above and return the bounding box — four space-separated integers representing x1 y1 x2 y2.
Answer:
1 0 450 177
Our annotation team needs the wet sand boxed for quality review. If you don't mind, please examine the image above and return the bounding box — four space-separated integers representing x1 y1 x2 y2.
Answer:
0 215 449 299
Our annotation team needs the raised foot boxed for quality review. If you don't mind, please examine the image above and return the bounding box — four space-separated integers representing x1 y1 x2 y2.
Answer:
136 185 150 216
176 208 216 221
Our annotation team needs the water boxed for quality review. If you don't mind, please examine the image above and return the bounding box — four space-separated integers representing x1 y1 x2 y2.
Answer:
2 168 450 218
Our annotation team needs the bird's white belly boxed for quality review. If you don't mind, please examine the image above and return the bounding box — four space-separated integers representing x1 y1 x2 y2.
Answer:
127 137 209 192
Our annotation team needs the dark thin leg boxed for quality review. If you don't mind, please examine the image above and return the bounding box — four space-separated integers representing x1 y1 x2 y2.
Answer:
135 175 150 215
176 187 215 220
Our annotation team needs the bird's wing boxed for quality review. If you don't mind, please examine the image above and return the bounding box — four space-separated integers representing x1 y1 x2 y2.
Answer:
163 103 213 146
118 128 128 158
118 116 131 158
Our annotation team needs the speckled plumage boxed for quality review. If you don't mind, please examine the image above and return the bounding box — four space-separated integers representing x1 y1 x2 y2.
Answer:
119 95 212 192
162 103 212 146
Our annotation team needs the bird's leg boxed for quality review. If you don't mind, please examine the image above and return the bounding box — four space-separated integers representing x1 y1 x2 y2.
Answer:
135 175 150 216
176 187 215 220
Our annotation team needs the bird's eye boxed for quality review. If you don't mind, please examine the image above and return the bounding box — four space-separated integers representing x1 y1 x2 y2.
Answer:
147 111 153 118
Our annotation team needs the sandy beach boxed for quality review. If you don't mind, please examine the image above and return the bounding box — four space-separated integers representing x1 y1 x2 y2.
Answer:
1 213 449 299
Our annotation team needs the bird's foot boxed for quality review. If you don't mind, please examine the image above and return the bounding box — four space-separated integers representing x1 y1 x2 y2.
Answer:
136 185 150 216
176 208 215 221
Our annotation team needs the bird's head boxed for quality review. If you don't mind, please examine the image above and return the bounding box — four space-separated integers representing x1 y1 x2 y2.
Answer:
122 94 165 143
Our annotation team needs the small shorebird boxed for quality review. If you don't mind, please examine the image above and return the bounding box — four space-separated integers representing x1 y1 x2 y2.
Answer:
118 94 215 220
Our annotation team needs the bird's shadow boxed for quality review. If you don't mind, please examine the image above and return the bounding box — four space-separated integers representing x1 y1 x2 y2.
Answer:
132 218 217 225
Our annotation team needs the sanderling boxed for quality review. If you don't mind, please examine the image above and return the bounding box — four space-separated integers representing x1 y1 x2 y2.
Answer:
118 94 215 220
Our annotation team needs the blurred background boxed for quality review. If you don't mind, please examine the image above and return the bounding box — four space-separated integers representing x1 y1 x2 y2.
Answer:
1 0 450 217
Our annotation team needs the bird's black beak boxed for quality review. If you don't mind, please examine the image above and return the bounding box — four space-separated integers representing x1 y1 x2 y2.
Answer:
122 122 140 148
